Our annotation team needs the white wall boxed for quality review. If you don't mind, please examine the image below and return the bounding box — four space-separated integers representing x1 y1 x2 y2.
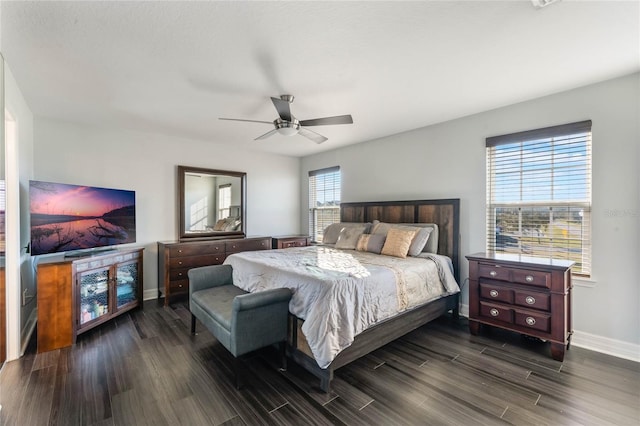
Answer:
4 61 34 360
34 118 301 300
301 73 640 355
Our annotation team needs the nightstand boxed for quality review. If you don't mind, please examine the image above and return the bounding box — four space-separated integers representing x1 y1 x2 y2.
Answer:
272 235 310 249
466 252 574 361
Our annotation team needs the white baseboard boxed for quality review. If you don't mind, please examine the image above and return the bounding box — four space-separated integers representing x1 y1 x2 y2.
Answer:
143 289 160 301
571 330 640 363
457 303 638 363
460 303 469 318
21 308 38 356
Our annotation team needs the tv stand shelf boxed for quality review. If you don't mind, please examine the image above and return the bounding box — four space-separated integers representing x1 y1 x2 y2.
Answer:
37 247 143 353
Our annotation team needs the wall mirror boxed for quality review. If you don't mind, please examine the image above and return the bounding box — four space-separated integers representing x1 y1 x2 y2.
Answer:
178 166 246 240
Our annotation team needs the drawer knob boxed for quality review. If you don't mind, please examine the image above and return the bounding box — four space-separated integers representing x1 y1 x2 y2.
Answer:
490 308 499 317
178 272 183 277
178 249 183 253
490 271 497 277
178 261 183 265
525 296 536 305
489 290 499 298
178 284 183 288
525 275 534 282
525 316 536 326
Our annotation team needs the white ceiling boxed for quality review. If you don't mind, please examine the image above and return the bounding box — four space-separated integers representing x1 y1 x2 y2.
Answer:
2 1 638 157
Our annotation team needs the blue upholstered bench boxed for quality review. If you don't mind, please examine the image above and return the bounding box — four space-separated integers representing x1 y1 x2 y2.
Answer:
188 264 292 388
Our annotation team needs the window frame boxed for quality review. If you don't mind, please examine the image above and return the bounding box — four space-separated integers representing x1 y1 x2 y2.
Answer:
486 120 592 276
218 183 231 220
308 166 341 243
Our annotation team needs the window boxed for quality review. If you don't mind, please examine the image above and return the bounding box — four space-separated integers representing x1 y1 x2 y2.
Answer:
218 184 231 219
309 166 341 243
486 121 592 276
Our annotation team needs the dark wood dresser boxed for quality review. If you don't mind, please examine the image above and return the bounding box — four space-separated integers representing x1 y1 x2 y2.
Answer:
272 235 310 249
158 237 271 306
466 252 574 361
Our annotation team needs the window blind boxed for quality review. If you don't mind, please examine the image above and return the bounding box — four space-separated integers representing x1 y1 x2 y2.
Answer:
309 166 341 243
486 120 592 276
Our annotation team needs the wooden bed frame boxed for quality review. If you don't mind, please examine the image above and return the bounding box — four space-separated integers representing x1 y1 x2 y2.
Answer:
286 198 460 392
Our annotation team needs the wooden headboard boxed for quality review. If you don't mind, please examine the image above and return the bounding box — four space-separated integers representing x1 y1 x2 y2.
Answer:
340 199 460 281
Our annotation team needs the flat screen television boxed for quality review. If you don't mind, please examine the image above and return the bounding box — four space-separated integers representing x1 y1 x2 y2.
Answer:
29 180 136 256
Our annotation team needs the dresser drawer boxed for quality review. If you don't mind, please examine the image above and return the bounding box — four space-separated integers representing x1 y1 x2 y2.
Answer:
169 254 226 268
478 264 511 281
514 310 550 333
479 283 514 304
169 242 225 257
512 269 550 288
169 268 191 281
275 237 309 249
226 238 271 253
169 279 189 294
514 289 550 311
479 301 513 324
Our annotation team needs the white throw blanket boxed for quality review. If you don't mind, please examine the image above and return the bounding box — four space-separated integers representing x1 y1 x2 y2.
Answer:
224 246 459 368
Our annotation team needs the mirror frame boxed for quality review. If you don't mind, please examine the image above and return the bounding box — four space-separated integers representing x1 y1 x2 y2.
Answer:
178 165 246 241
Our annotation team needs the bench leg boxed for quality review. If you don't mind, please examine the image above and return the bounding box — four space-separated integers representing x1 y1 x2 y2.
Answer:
190 314 196 335
234 357 244 390
279 341 287 371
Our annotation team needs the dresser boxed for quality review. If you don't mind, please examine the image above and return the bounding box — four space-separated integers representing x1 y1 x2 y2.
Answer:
158 237 271 306
466 252 574 361
271 235 310 249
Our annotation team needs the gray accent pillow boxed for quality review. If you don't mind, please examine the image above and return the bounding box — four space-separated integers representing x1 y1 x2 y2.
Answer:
335 226 367 249
355 234 386 254
322 222 371 244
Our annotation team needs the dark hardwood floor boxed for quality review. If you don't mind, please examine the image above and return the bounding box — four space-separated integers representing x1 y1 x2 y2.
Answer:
1 299 638 425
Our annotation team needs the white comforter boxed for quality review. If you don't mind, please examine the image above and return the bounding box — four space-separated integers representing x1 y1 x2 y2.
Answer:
224 246 459 368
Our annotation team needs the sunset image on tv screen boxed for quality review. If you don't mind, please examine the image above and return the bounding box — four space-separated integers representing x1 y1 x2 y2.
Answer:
30 180 136 255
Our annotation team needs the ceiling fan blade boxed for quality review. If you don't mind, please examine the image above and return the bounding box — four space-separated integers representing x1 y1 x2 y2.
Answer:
299 114 353 127
255 128 279 140
298 127 328 144
271 97 292 121
219 118 273 124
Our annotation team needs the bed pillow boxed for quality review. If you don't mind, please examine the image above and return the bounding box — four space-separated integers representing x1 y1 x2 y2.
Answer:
355 234 386 254
381 228 417 258
335 226 366 249
212 219 227 231
322 222 370 244
372 222 433 256
407 227 433 256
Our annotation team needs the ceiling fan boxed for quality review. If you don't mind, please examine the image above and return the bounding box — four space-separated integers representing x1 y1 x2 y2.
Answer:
219 95 353 144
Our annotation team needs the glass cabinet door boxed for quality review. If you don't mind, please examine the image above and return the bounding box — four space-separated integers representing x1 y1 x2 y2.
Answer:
79 267 110 325
116 261 138 309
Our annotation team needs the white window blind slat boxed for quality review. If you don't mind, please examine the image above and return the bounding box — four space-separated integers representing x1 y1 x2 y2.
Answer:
486 121 592 276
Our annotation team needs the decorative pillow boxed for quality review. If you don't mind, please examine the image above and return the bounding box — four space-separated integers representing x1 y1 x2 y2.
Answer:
407 227 433 256
322 223 369 244
222 218 241 231
212 219 227 231
372 222 436 255
381 228 417 258
335 227 365 249
355 234 386 254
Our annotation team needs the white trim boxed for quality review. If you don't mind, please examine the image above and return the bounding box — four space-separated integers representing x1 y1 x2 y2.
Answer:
457 303 638 362
5 110 21 361
571 330 640 363
143 289 159 301
20 308 37 356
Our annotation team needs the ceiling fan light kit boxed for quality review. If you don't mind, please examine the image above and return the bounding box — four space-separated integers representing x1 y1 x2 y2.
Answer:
219 94 353 144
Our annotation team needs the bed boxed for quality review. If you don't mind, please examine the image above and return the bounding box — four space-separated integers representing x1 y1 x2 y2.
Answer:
225 199 460 392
